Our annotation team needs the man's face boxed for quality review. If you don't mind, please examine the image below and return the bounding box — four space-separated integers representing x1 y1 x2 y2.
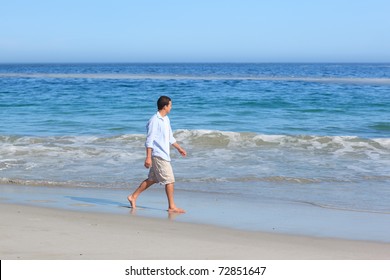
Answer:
165 101 172 114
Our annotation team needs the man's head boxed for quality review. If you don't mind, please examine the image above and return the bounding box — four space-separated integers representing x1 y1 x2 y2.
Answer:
157 96 172 112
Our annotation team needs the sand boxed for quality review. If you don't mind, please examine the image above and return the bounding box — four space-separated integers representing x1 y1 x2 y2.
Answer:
1 203 389 260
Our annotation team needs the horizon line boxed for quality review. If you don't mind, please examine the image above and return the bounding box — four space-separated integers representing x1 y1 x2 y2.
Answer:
1 61 390 64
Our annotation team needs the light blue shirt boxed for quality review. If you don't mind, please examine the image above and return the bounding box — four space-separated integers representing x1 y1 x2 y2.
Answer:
145 112 176 161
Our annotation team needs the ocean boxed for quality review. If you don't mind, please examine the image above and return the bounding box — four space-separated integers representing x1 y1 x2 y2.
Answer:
1 63 389 219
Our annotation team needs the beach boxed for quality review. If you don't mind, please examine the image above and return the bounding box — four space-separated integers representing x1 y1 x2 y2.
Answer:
1 63 389 260
1 182 390 260
1 202 390 260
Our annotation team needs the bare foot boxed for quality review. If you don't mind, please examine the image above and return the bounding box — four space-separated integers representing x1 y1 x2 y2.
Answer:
127 195 136 208
168 207 186 214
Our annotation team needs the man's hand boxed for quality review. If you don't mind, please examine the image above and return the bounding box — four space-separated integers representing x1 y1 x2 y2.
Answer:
172 142 187 157
177 147 187 157
144 157 152 168
144 148 153 168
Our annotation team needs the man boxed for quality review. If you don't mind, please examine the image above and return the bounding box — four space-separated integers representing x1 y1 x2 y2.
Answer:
128 96 187 213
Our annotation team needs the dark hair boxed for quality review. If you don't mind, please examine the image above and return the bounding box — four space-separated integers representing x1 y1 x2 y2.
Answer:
157 96 171 110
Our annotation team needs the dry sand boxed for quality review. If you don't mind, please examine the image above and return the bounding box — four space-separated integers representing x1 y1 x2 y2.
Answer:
1 203 389 260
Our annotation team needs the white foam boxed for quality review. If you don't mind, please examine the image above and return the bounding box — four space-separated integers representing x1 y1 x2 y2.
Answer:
1 131 389 194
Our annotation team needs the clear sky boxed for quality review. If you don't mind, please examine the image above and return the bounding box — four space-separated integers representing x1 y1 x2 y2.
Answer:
1 0 389 63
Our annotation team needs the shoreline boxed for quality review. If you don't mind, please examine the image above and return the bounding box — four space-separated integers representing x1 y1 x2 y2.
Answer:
1 202 390 260
1 183 390 244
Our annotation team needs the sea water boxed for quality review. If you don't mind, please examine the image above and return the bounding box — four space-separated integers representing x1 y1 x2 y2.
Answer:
1 63 389 216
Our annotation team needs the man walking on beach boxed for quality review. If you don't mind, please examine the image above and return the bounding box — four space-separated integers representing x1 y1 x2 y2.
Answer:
128 96 187 213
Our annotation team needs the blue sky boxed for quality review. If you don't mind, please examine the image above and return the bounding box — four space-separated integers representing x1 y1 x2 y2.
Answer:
1 0 389 63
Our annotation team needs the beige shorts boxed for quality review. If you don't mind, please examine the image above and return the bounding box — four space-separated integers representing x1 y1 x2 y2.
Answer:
148 156 175 185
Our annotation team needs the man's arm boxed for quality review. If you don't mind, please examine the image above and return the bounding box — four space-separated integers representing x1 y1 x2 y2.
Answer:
144 116 157 168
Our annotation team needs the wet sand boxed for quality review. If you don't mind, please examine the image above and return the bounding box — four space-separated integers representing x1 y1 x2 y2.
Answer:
1 203 390 260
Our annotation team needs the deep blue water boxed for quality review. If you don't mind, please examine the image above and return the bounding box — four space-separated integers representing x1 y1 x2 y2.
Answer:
1 63 389 137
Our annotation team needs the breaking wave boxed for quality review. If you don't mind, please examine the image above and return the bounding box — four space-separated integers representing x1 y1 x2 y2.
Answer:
174 129 390 153
1 130 389 164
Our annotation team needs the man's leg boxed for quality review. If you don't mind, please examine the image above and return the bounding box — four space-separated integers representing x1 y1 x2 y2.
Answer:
165 183 185 213
128 179 155 208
